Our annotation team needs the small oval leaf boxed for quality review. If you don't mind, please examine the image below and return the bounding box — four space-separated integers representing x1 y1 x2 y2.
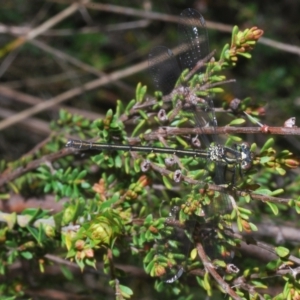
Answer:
229 118 246 126
275 246 290 258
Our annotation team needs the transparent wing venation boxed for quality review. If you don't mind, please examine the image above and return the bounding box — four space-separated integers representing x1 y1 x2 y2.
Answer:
178 8 209 73
148 46 181 95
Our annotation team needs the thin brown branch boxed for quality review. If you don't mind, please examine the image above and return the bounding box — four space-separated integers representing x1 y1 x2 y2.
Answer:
127 126 300 145
230 230 300 266
0 85 102 121
0 147 73 187
147 159 291 205
29 39 133 94
196 242 242 300
0 20 150 36
0 58 147 131
0 106 50 135
1 0 90 57
61 1 300 56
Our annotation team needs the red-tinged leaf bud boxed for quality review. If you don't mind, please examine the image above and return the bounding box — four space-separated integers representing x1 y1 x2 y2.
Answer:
75 239 85 251
199 188 205 195
18 241 35 251
84 248 94 258
251 27 264 39
257 106 266 116
93 178 105 195
285 158 299 168
138 175 150 187
207 190 215 197
155 264 166 277
76 250 84 260
244 27 264 41
149 225 158 234
237 46 246 53
15 283 23 293
125 190 138 200
241 220 252 233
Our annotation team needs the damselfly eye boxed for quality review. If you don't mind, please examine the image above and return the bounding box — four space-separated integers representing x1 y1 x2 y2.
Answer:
241 160 252 170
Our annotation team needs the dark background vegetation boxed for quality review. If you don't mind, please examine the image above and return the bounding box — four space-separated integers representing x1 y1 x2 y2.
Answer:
1 0 300 299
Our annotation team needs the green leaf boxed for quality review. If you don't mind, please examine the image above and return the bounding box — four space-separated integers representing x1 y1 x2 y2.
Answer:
208 87 224 93
144 214 153 225
60 265 74 280
203 271 211 291
77 170 87 179
275 246 290 258
231 25 239 46
251 280 268 289
136 83 147 103
238 52 252 59
255 188 272 195
261 138 274 153
294 200 300 214
115 155 122 168
266 201 279 215
237 216 243 232
228 118 246 126
155 280 165 292
144 259 155 274
190 248 197 260
237 207 252 215
26 226 40 243
220 43 230 61
162 176 173 189
119 284 133 297
2 212 17 229
125 99 136 114
20 251 33 260
131 119 146 137
249 222 258 231
276 167 286 176
266 259 281 271
99 196 119 210
228 135 242 142
270 189 284 196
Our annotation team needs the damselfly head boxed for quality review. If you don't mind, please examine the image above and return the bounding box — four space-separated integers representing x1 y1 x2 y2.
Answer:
240 142 253 170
